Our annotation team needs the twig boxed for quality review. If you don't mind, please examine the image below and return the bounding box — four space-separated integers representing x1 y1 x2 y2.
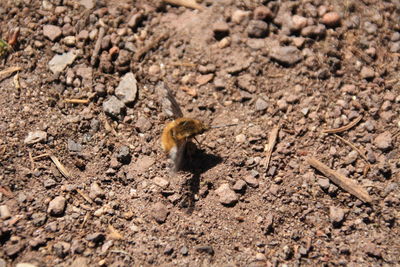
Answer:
64 98 90 104
81 212 90 228
163 0 205 10
134 33 169 62
0 66 21 76
28 150 35 170
322 115 363 134
90 27 105 66
76 189 94 204
264 126 280 171
306 157 372 203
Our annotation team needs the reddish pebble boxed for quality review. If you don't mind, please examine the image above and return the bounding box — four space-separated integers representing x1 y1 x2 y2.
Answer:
321 12 341 27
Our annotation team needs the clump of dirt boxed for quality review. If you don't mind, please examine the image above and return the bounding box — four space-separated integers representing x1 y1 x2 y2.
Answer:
0 0 399 266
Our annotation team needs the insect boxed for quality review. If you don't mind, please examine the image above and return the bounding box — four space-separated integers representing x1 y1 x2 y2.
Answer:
158 82 235 171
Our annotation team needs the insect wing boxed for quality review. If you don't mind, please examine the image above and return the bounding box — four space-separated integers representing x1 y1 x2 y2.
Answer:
157 82 184 119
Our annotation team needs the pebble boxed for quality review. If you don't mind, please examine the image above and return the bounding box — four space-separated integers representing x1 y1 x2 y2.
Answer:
364 242 382 258
153 177 169 189
270 46 303 66
195 245 214 255
317 178 330 190
89 182 105 200
71 257 88 267
232 179 247 192
77 30 89 42
5 243 25 257
128 13 143 28
180 246 189 256
24 130 47 144
43 178 56 188
115 72 138 105
135 116 152 133
360 66 375 79
247 20 269 38
321 12 341 27
31 212 47 226
215 183 238 206
43 24 62 41
391 32 400 42
152 202 169 223
63 36 76 46
67 139 82 152
243 175 259 188
329 206 345 226
53 241 70 258
343 150 358 165
255 98 268 111
0 259 5 267
255 252 266 261
47 196 66 216
235 134 246 143
0 205 11 219
48 50 77 74
390 42 400 53
196 73 214 86
374 131 392 151
212 21 230 40
301 24 326 38
102 96 125 118
85 232 105 243
231 9 250 24
116 145 131 164
364 21 377 34
254 6 273 21
290 15 308 32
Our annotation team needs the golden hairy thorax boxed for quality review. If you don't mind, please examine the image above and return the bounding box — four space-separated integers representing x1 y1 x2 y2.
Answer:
161 117 209 154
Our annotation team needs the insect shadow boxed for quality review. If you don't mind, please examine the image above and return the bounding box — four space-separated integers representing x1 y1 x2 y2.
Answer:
178 143 223 213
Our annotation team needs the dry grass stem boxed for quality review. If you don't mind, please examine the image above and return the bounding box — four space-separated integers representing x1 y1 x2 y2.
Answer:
49 154 72 179
264 126 280 171
307 156 372 203
163 0 205 10
64 98 90 104
76 189 94 204
134 33 169 61
322 115 363 134
0 66 21 77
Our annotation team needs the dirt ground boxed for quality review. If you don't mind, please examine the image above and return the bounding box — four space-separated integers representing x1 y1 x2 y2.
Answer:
0 0 399 266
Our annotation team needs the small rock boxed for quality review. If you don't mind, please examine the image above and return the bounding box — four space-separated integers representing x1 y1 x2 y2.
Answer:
53 241 70 258
89 182 105 200
255 252 266 261
115 72 138 105
71 257 88 267
43 178 56 189
301 24 326 38
0 259 5 267
85 232 105 243
343 150 358 165
321 12 341 27
329 206 345 226
47 196 66 216
67 139 82 152
235 134 246 143
232 9 250 24
43 25 62 41
63 36 76 46
270 46 303 66
364 21 377 34
0 205 11 219
247 20 269 38
153 177 169 189
212 21 230 40
214 77 226 90
24 131 47 145
290 15 308 32
5 242 25 257
317 178 330 190
232 179 247 192
360 66 375 79
180 246 189 256
135 116 152 132
254 6 273 21
116 145 131 164
48 50 77 74
164 244 174 255
243 175 259 188
364 242 382 258
103 96 125 118
215 183 238 206
255 98 268 111
282 245 293 260
152 202 169 223
31 212 47 226
195 245 214 255
391 32 400 42
128 13 143 29
196 73 214 86
374 131 392 151
79 0 94 9
77 30 89 41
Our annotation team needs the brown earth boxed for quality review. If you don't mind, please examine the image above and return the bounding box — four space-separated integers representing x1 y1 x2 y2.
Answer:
0 0 399 266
